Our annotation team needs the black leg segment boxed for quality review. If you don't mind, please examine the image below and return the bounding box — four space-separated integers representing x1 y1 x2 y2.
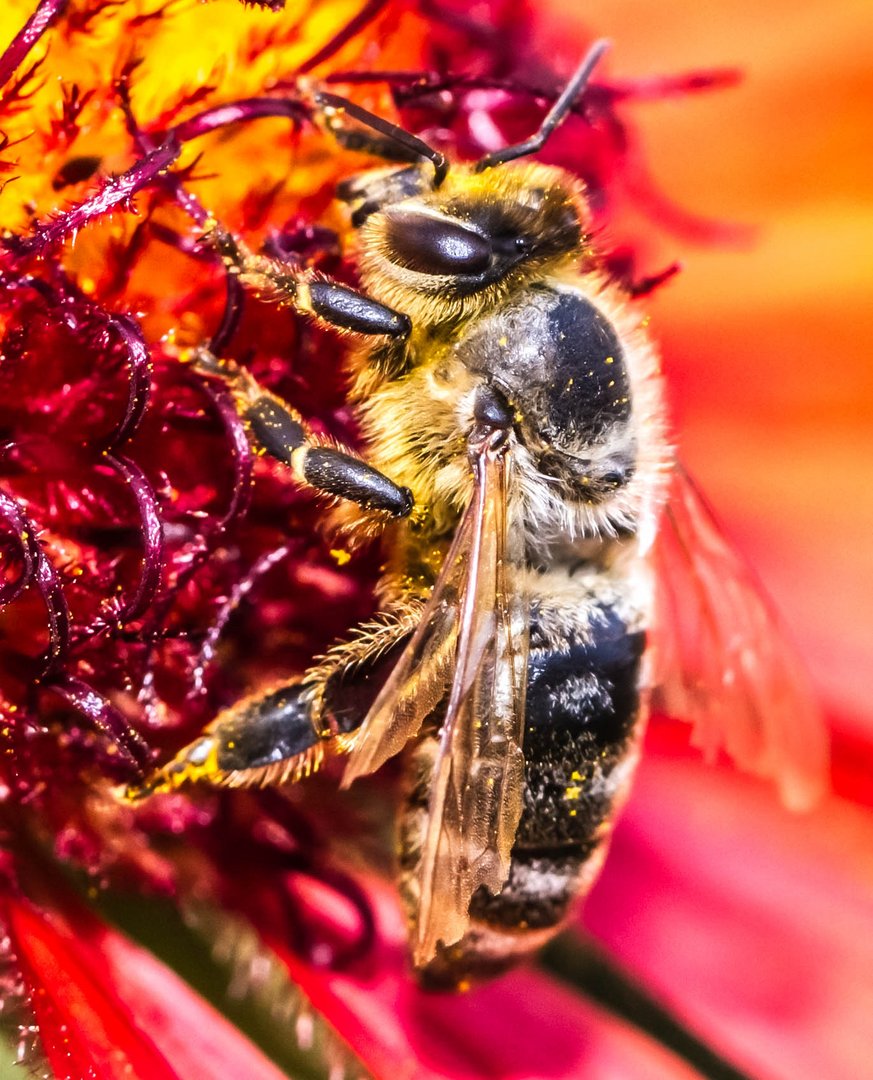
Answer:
302 447 413 516
209 225 410 339
126 682 327 798
305 280 410 337
245 396 306 464
189 350 414 519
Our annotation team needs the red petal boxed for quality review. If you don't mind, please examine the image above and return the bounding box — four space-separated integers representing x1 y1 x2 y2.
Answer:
93 921 292 1080
6 892 288 1080
584 753 873 1080
8 897 179 1080
245 877 700 1080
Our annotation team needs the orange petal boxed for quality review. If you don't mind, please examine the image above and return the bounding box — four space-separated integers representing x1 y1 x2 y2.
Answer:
567 0 873 730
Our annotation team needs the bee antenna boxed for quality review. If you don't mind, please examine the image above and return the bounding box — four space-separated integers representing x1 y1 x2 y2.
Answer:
474 38 611 172
314 91 449 187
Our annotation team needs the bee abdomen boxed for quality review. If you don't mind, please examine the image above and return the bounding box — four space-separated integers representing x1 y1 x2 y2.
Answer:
403 598 647 989
469 845 598 929
417 843 610 990
518 608 645 847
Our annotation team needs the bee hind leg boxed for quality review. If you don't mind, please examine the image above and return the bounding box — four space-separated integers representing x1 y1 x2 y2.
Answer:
126 606 421 802
124 681 339 801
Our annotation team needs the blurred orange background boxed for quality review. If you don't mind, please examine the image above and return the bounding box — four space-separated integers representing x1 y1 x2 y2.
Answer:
560 0 873 739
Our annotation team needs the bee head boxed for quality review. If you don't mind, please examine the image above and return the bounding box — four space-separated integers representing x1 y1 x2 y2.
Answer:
351 163 587 323
329 40 610 325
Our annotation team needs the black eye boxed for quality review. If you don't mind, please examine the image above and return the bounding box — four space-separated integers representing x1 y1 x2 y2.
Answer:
384 210 492 275
492 233 531 258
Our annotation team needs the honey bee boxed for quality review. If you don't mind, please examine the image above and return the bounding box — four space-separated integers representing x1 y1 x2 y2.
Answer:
128 41 828 988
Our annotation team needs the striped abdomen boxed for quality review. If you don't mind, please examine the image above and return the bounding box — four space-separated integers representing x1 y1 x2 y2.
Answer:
402 585 647 989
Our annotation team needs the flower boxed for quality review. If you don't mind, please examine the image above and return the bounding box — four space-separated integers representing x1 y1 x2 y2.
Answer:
0 1 870 1078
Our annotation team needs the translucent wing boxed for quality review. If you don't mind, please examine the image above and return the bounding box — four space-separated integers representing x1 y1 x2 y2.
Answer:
342 437 528 967
651 465 828 811
414 442 527 967
340 508 473 785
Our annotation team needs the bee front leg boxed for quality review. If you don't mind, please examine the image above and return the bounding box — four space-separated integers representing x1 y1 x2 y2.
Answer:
209 225 410 339
126 608 420 801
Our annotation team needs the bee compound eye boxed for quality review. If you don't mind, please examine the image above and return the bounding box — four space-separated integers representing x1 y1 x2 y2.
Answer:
384 209 492 276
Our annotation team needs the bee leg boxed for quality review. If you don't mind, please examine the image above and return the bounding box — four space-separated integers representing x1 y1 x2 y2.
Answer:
189 348 412 518
126 607 420 801
209 226 410 338
125 682 330 800
306 89 446 188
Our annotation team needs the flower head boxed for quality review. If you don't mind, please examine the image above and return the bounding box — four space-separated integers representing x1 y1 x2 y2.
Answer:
0 1 869 1077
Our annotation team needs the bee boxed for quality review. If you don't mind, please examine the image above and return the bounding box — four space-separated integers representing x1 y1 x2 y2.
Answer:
128 41 828 988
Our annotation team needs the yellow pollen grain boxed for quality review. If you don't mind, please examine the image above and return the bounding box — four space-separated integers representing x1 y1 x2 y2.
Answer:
330 548 351 566
565 786 581 800
605 356 614 364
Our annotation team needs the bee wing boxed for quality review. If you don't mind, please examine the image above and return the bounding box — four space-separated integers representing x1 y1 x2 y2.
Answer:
650 465 829 811
413 443 527 967
342 439 528 967
341 487 477 786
